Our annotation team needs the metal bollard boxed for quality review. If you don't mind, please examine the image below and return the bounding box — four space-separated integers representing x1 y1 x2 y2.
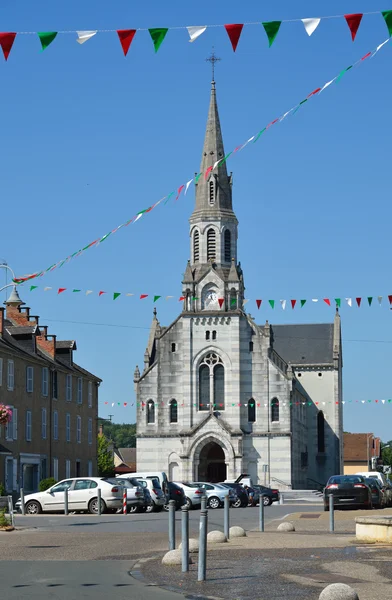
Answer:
259 497 264 532
64 489 69 516
7 495 15 527
279 493 284 505
97 488 102 516
329 494 335 533
123 489 127 515
224 494 230 540
181 504 189 572
168 499 176 550
198 507 208 581
20 488 25 516
201 493 207 511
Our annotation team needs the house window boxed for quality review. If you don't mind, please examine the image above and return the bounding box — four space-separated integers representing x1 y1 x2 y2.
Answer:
42 367 49 397
199 364 210 411
193 230 200 262
26 410 32 442
53 410 58 440
169 399 178 423
65 459 71 478
66 413 71 442
199 352 224 411
271 398 279 422
214 364 225 410
26 366 34 393
209 180 215 205
0 357 3 386
6 407 17 441
7 360 14 391
41 408 47 439
88 460 93 477
147 400 155 424
224 229 231 262
212 331 217 340
171 343 176 353
207 228 216 261
88 381 93 408
41 458 47 480
66 375 72 401
77 416 82 443
53 458 58 481
206 331 210 341
248 399 256 423
5 457 14 493
249 341 254 352
77 378 83 404
88 418 93 444
52 371 58 399
317 411 325 453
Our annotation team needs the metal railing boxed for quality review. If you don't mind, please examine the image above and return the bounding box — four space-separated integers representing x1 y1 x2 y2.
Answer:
270 477 292 489
307 477 326 492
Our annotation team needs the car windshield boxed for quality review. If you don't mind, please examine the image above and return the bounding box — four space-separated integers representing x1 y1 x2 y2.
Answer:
108 479 133 488
182 482 200 488
328 476 364 484
365 479 380 489
213 484 226 490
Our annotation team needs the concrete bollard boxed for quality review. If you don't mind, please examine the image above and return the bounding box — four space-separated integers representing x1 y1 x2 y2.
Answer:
168 499 176 551
64 489 69 516
20 488 25 516
329 494 335 533
279 493 284 505
319 583 359 600
198 507 208 581
224 494 230 540
181 504 189 572
97 488 102 516
259 496 264 532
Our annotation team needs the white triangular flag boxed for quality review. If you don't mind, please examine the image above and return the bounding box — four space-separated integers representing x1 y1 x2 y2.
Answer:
213 159 220 170
240 136 255 151
312 298 319 303
243 299 249 305
378 296 383 305
244 404 248 407
319 79 335 94
76 31 97 45
280 299 286 310
342 401 345 405
184 179 193 195
111 403 115 407
187 26 207 43
134 213 143 223
44 287 52 291
86 290 93 296
126 293 134 297
345 298 352 307
264 403 267 407
361 400 365 404
302 18 321 37
166 296 174 300
382 399 386 404
375 39 389 54
280 108 293 122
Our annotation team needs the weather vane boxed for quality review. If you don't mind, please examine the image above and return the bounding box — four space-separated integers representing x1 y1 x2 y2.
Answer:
206 48 221 82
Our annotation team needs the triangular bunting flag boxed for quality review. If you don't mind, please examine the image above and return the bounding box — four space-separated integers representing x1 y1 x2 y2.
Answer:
140 294 148 299
230 298 236 306
367 297 373 306
312 299 319 303
346 298 352 307
117 29 136 56
58 288 66 294
344 14 363 41
0 32 17 60
184 179 193 195
99 291 106 297
76 31 97 45
302 18 321 37
187 26 207 43
38 32 58 51
165 295 173 300
291 299 296 309
179 296 185 301
382 11 392 37
256 299 262 309
378 296 383 305
280 299 286 310
388 295 392 305
204 166 213 180
218 298 224 308
269 300 275 309
324 298 331 306
44 287 52 291
72 289 81 293
149 28 168 53
300 299 306 307
224 24 244 52
243 299 249 305
113 293 121 300
175 185 184 201
86 290 93 296
335 298 341 307
30 285 38 291
153 295 161 302
356 297 362 307
262 21 282 47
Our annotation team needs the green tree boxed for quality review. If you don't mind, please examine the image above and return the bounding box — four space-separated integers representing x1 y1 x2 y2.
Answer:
101 422 136 448
382 440 392 468
97 434 115 477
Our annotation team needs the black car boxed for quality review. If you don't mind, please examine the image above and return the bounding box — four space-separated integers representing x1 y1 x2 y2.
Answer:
219 483 248 507
364 478 386 509
253 485 280 506
324 475 372 511
164 482 186 511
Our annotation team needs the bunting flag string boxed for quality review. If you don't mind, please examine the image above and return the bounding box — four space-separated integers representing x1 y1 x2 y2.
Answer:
104 398 392 408
13 36 391 285
2 10 392 60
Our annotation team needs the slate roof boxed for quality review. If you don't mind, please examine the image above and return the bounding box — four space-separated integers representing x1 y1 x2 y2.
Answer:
56 340 76 350
5 325 39 336
270 323 334 366
118 448 136 467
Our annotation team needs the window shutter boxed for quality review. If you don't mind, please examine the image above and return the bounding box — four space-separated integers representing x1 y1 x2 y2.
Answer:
13 408 18 440
13 458 18 491
0 357 3 386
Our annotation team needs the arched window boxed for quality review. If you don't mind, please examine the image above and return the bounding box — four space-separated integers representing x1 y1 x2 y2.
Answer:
147 400 155 424
230 288 237 310
214 364 225 410
248 399 256 423
207 228 216 261
212 331 217 340
206 331 210 341
224 229 231 262
199 364 210 411
169 399 178 423
193 230 200 262
317 411 325 453
198 353 224 411
271 398 279 422
209 180 215 205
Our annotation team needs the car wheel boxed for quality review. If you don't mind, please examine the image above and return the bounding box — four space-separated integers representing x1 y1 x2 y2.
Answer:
262 496 272 506
129 505 139 514
153 505 163 512
145 502 154 513
208 496 220 509
88 498 106 514
185 497 192 509
25 500 42 515
163 503 170 512
232 498 242 508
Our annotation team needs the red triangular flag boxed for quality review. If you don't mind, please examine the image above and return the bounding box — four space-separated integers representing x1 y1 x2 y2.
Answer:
356 297 362 307
256 299 262 309
291 299 296 309
175 185 184 201
204 166 213 180
117 29 136 56
58 288 66 294
218 298 224 308
124 402 127 406
0 32 17 61
323 298 331 306
344 14 363 41
99 291 106 297
224 24 244 52
140 294 148 299
179 296 185 301
388 295 392 305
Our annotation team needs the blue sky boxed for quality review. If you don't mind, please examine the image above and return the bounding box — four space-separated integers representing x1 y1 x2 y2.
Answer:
1 1 392 440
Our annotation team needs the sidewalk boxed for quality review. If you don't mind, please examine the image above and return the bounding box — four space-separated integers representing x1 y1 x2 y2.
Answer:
137 508 392 600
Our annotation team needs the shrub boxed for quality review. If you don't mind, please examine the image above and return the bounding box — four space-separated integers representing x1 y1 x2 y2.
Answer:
0 483 6 497
39 478 57 492
0 508 10 527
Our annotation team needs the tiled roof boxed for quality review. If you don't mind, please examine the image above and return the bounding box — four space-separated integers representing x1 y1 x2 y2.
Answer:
270 323 334 366
56 340 76 349
6 325 39 336
118 448 136 467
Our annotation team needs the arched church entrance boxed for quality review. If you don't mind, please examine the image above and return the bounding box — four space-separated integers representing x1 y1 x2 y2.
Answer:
198 442 227 483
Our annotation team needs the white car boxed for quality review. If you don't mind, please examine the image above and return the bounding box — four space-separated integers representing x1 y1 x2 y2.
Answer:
15 478 124 515
173 482 204 509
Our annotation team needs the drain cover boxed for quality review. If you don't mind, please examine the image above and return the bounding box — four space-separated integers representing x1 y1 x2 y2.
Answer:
300 514 321 519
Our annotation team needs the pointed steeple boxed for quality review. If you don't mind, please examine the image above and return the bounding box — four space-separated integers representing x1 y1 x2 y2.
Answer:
228 258 239 281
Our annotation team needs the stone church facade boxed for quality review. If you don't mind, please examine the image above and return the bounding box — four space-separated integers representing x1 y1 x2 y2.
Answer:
134 80 343 489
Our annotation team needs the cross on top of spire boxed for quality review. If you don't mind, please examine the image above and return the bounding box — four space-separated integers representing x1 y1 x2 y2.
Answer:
206 48 221 83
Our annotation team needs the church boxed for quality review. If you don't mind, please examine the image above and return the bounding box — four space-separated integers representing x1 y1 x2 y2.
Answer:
134 77 343 490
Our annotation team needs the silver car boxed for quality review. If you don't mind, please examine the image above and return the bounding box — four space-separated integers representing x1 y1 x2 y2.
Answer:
194 482 236 509
105 478 145 512
173 482 204 509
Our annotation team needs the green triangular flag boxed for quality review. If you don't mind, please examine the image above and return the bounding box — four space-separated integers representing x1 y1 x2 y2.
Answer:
38 31 58 51
253 128 266 143
194 172 202 184
230 298 236 306
30 285 38 291
299 98 308 106
72 289 81 293
335 298 341 307
336 65 352 83
367 297 373 306
262 21 282 47
268 299 275 309
382 10 392 36
192 296 199 301
218 151 233 165
153 295 161 302
164 191 174 205
149 28 168 53
300 299 306 307
113 292 121 300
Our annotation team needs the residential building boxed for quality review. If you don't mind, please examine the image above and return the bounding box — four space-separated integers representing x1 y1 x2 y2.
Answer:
134 78 343 489
0 287 101 494
113 448 136 475
343 432 382 474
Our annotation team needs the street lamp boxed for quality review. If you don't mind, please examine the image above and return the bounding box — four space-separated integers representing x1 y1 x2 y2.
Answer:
0 263 16 294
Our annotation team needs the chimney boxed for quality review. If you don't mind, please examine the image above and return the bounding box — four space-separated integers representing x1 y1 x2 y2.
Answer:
36 328 56 359
98 424 103 436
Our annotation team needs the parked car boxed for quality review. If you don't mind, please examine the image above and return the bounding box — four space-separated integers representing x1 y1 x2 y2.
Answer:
105 477 145 513
117 471 169 498
15 478 123 515
127 478 152 513
323 475 372 511
193 482 237 509
364 478 386 509
164 482 187 511
219 483 248 507
253 485 280 506
135 477 165 512
173 482 204 509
